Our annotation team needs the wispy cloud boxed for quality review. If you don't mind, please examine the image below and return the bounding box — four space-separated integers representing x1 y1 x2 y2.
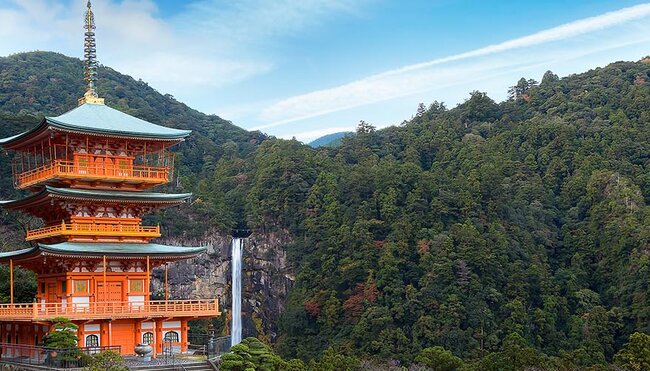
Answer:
0 0 366 90
256 3 650 130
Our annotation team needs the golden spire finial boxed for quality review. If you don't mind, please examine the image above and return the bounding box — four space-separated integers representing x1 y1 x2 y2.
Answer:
79 0 104 105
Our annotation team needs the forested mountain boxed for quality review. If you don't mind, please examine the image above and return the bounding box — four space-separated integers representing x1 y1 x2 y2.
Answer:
1 51 649 369
213 58 650 369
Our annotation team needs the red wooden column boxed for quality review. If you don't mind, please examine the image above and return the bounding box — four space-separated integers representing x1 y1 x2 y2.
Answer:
180 319 188 353
77 322 85 347
151 320 157 359
9 259 14 304
146 256 150 302
155 319 163 355
164 263 169 301
102 255 107 303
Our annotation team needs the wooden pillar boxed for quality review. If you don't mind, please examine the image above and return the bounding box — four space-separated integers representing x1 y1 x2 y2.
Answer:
9 259 14 304
153 319 160 358
164 263 169 301
146 256 150 301
181 319 188 353
78 323 85 347
103 255 107 302
108 320 112 347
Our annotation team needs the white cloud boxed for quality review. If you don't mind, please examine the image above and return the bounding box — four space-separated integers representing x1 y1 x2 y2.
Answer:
0 0 365 91
257 3 650 129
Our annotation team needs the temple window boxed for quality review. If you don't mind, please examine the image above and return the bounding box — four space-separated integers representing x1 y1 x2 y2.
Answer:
74 280 88 293
163 331 179 343
129 279 144 293
85 334 99 347
142 332 153 345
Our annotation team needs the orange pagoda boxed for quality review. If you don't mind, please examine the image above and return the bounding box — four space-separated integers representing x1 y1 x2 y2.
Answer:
0 1 219 356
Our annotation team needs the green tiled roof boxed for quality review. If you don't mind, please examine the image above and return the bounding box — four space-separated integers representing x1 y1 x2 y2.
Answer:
0 242 206 261
45 186 192 202
0 247 33 259
0 102 191 145
0 186 192 208
39 242 206 256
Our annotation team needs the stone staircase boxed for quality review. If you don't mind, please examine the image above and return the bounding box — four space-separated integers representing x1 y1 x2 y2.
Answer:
128 360 216 371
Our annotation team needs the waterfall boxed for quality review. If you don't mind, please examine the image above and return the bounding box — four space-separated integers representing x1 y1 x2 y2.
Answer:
231 237 243 346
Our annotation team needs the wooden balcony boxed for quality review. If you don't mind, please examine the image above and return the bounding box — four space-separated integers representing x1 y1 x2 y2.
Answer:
15 160 170 189
25 222 161 241
0 299 220 321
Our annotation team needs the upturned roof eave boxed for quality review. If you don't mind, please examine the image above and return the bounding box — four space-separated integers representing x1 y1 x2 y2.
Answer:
0 186 192 210
45 117 191 141
0 118 50 149
0 106 192 149
0 243 206 264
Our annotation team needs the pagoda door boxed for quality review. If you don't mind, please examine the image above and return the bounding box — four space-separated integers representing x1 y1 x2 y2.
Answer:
97 281 124 307
46 283 57 302
105 157 114 177
95 156 104 175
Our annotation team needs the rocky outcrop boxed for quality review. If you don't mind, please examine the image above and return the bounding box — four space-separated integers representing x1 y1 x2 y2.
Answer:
151 228 294 342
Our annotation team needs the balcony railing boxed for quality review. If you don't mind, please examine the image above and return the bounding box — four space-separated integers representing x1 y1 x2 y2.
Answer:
25 222 161 241
15 160 170 189
0 299 220 321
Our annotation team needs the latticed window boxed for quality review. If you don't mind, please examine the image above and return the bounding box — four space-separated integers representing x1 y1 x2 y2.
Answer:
143 332 153 345
77 157 89 174
163 331 179 343
130 279 144 293
85 334 99 347
74 280 88 293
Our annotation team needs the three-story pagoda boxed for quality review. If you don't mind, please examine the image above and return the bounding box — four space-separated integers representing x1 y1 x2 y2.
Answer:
0 0 219 356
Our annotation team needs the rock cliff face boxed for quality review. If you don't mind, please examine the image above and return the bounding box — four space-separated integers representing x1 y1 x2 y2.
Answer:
151 228 294 341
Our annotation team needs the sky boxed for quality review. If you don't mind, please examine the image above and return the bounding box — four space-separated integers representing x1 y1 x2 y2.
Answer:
0 1 650 142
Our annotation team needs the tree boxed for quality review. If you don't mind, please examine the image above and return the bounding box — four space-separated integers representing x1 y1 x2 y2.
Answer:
508 77 538 101
220 337 289 371
307 348 359 371
42 317 79 348
414 346 464 370
614 332 650 371
86 351 127 371
356 120 376 134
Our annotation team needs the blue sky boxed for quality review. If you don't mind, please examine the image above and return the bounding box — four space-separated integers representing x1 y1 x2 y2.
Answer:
1 1 649 141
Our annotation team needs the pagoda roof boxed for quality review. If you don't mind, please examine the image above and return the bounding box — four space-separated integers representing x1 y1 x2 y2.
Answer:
0 242 206 263
0 102 191 148
0 185 192 210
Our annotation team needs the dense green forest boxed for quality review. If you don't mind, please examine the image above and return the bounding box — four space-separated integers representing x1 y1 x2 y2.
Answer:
212 58 650 369
1 52 649 369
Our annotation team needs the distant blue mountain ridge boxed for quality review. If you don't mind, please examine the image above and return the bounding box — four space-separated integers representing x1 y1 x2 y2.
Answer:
308 131 354 148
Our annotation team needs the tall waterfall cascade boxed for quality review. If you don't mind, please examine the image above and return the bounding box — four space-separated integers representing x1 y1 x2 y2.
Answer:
231 237 243 346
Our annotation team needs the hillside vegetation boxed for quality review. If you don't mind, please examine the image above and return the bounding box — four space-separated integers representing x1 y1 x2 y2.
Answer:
0 51 649 368
221 59 650 369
